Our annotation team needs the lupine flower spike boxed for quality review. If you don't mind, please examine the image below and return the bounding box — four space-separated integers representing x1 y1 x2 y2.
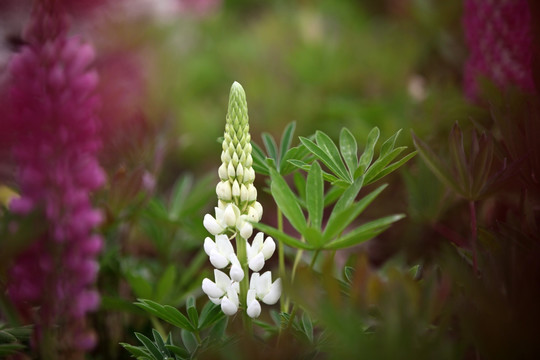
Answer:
202 82 280 318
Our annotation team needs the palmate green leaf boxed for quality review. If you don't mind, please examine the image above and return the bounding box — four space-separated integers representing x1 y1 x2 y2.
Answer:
324 183 387 242
293 171 307 206
301 312 314 343
135 333 163 360
303 226 324 248
288 160 340 183
262 133 279 163
323 185 345 207
300 136 351 183
269 168 307 233
120 343 151 359
380 128 402 157
356 127 380 176
306 161 324 230
323 214 405 250
208 316 228 342
364 147 406 185
411 131 463 195
340 128 358 177
253 222 314 250
135 299 195 332
315 131 352 183
198 301 224 330
365 151 417 185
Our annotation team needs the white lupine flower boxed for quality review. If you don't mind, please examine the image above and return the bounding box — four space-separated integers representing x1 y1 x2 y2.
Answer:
204 235 234 269
247 232 276 272
202 269 239 304
202 82 279 318
249 271 281 305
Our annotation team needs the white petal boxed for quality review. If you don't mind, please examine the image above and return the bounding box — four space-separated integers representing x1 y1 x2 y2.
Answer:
218 163 228 180
239 221 253 239
203 214 224 235
209 296 222 305
261 237 276 260
256 271 272 296
247 289 257 304
249 272 260 291
202 278 224 299
223 205 237 227
216 182 232 201
209 250 229 269
248 252 265 272
247 299 261 318
248 184 257 201
228 162 236 178
221 297 238 316
216 234 234 257
232 180 240 197
236 163 244 179
247 206 259 222
245 154 253 167
203 237 216 256
252 232 264 251
240 184 249 202
253 201 263 220
230 261 244 282
214 269 231 290
262 278 281 305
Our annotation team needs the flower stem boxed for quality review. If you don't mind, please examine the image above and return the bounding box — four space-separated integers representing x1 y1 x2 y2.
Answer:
236 235 252 334
277 208 286 313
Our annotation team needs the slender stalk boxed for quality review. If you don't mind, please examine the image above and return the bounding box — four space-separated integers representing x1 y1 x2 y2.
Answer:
277 208 286 313
469 200 478 275
236 235 252 334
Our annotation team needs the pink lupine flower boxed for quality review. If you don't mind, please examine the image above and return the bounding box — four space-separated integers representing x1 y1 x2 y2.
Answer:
6 0 105 353
463 0 536 100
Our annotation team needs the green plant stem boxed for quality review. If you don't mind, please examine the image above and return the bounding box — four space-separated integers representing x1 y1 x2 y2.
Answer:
277 208 286 313
236 235 252 334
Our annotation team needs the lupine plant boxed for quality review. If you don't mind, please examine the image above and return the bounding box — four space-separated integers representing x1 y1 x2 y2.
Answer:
122 81 415 359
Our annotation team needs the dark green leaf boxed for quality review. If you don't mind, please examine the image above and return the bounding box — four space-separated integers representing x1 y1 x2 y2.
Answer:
165 344 190 359
281 144 312 175
151 329 169 356
288 160 341 183
269 168 307 233
208 316 228 341
340 128 358 176
135 299 195 331
306 161 324 230
324 214 405 250
120 343 151 358
302 226 324 248
449 123 471 196
251 141 270 175
364 147 406 184
262 133 279 162
324 184 387 241
357 127 380 176
344 266 355 283
169 175 192 220
279 122 296 167
186 297 198 328
135 332 163 360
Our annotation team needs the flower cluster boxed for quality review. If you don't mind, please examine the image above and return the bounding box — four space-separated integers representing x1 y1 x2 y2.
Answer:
202 82 280 318
6 1 104 352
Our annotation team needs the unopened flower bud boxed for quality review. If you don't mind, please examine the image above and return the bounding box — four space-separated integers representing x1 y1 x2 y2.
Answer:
232 180 240 198
240 184 249 202
216 181 232 201
248 184 257 201
218 163 228 180
227 162 235 178
223 204 236 227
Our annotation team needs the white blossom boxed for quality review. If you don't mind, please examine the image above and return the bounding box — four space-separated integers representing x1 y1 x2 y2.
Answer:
247 232 276 272
202 269 240 317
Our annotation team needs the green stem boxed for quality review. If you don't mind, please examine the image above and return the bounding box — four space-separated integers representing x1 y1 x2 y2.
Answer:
277 208 286 313
236 235 252 334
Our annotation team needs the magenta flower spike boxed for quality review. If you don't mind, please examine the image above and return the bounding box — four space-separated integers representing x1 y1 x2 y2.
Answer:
6 0 105 354
463 0 536 100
